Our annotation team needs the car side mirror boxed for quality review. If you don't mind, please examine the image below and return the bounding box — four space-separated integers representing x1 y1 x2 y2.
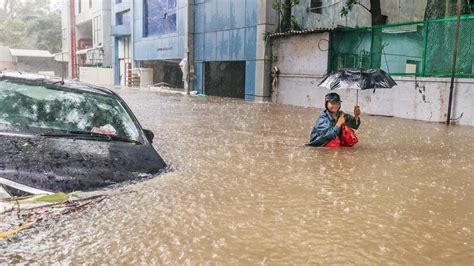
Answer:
143 129 154 143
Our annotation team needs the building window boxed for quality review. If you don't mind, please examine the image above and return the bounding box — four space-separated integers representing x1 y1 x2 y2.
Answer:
117 10 130 25
93 15 103 46
78 0 81 13
144 0 177 37
89 0 92 8
116 0 123 3
310 0 323 14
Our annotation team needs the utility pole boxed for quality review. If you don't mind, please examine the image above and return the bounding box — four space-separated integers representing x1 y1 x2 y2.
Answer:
184 0 194 94
447 0 462 125
69 0 77 79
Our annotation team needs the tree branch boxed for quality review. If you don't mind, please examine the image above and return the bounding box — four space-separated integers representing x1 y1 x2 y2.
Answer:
356 1 373 14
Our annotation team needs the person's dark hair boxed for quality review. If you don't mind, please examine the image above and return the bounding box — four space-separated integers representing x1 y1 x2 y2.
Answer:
325 92 341 109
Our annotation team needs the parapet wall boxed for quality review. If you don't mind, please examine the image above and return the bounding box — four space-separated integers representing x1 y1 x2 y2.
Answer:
275 76 473 126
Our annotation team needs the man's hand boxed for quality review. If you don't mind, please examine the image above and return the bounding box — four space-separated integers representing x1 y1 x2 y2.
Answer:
354 106 361 118
336 115 345 127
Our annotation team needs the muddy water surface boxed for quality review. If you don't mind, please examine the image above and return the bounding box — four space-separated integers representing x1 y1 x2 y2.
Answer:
1 88 473 264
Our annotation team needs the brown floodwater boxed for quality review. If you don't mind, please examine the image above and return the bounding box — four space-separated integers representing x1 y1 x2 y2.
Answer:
1 88 473 264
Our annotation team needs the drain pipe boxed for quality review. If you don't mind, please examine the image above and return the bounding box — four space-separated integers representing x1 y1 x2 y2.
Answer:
447 0 462 125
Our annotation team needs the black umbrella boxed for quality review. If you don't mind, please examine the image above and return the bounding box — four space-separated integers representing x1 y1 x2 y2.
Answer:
319 68 397 105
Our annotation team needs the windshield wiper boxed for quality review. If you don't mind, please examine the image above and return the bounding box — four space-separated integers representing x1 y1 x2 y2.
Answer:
40 130 142 145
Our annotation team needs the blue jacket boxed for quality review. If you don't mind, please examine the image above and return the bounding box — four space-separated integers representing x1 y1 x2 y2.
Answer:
308 110 360 147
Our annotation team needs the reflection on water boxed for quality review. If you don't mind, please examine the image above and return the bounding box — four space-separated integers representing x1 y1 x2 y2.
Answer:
1 88 473 264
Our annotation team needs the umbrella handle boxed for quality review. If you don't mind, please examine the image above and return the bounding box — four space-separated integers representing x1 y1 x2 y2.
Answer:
355 91 360 117
356 90 359 106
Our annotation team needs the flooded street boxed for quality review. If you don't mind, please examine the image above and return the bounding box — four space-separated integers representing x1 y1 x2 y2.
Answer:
1 88 473 264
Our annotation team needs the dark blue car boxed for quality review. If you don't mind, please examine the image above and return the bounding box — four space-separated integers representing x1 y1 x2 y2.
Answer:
0 72 167 196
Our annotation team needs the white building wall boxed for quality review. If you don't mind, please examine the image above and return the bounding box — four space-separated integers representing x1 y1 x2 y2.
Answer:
272 33 329 77
75 0 98 25
272 33 474 126
61 0 72 77
79 66 114 86
101 0 112 67
277 75 473 126
61 0 71 54
293 0 428 29
0 46 16 71
381 0 427 24
61 0 113 77
0 46 14 63
271 33 329 102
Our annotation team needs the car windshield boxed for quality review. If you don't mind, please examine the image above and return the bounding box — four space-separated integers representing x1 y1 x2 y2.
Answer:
0 80 141 141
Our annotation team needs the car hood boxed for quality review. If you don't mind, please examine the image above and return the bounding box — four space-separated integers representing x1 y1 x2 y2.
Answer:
0 133 167 193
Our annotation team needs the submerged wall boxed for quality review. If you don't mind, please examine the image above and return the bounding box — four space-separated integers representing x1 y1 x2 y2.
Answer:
272 32 473 126
276 76 474 126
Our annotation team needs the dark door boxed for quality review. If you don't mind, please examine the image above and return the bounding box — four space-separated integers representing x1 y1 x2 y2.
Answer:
204 61 245 99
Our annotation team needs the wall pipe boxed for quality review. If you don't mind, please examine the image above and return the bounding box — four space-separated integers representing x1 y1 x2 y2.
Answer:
447 0 462 125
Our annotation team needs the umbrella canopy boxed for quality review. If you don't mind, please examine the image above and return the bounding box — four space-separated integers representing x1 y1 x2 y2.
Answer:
319 68 397 90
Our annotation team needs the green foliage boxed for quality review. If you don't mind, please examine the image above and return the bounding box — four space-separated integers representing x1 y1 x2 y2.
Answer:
340 0 358 17
17 191 80 204
272 0 300 11
464 0 474 13
28 11 62 52
272 0 301 32
290 15 302 30
0 17 26 48
0 0 60 53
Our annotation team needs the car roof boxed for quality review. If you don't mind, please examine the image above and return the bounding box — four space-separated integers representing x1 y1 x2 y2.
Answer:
0 71 115 97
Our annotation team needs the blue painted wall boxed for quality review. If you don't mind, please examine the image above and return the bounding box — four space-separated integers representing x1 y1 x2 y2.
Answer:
110 0 132 85
111 0 259 95
111 1 132 85
133 0 186 61
193 0 258 99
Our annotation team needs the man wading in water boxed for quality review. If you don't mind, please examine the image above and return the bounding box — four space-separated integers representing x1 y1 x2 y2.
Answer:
308 92 361 147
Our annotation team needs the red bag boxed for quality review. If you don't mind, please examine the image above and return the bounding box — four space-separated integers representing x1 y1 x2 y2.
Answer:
341 125 358 147
324 136 341 147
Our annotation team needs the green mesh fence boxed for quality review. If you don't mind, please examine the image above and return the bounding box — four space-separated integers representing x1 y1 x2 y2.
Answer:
330 15 474 78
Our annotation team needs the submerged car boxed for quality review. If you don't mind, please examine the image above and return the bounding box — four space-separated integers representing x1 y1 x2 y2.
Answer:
0 72 167 196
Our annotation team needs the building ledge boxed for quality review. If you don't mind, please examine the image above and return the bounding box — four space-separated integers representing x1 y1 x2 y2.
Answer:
268 27 336 40
112 25 131 36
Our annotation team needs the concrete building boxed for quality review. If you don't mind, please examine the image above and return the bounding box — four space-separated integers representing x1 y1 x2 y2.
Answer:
110 0 277 101
130 0 186 88
270 0 435 104
0 46 15 71
0 46 64 76
268 2 473 126
62 1 472 126
107 0 432 101
111 0 132 86
293 0 427 29
61 0 112 82
192 0 276 100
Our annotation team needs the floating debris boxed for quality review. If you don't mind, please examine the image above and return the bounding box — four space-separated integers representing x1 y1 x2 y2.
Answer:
0 191 134 238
